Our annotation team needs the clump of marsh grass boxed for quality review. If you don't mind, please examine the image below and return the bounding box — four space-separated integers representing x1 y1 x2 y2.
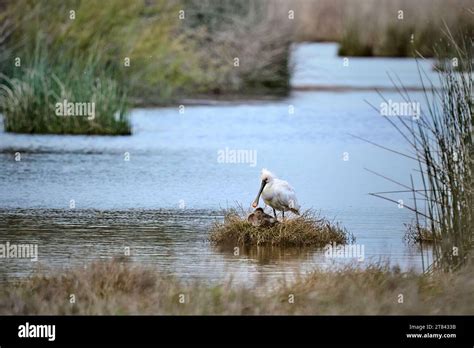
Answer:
1 258 473 315
415 31 473 271
0 70 130 135
209 208 353 247
0 39 130 135
337 22 374 57
403 221 440 245
363 27 473 271
286 0 473 48
330 0 473 57
338 21 442 58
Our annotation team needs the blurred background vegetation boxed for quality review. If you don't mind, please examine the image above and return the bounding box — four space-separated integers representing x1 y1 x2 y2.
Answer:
0 0 472 134
288 0 473 57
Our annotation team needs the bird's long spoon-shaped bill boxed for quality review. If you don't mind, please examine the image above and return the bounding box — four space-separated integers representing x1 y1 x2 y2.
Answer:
252 180 267 208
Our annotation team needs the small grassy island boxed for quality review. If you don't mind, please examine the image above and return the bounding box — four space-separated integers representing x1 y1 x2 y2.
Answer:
210 209 353 247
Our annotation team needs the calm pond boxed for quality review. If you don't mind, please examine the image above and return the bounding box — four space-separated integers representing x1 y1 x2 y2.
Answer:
0 43 436 285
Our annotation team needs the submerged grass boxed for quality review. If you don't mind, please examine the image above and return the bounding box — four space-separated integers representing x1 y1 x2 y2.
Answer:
209 209 352 247
1 259 473 315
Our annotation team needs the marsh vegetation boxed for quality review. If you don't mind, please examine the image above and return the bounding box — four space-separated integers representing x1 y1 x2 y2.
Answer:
1 0 472 134
366 30 473 271
0 0 291 135
287 0 473 57
1 258 473 315
209 209 352 247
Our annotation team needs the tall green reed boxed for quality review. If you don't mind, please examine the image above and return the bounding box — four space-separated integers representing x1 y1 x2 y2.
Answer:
0 38 130 135
365 29 472 271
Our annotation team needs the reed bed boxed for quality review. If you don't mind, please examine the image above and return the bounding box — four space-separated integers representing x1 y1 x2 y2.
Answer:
284 0 473 57
366 29 473 271
0 53 130 135
416 33 473 270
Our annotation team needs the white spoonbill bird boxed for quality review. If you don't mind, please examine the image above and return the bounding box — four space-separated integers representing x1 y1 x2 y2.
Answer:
252 169 300 219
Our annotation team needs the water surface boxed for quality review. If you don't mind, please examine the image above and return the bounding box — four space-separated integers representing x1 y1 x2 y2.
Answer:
0 43 433 285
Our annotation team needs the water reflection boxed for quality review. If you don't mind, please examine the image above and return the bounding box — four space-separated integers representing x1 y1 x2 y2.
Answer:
214 244 316 265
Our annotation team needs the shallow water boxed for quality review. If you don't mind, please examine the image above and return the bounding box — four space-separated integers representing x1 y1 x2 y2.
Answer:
0 43 433 285
291 42 439 89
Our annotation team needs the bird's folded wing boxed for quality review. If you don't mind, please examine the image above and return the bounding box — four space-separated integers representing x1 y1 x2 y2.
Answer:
275 189 296 208
278 180 296 193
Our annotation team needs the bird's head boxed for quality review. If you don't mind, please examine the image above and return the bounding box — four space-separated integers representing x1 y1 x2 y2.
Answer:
252 169 274 208
260 168 275 183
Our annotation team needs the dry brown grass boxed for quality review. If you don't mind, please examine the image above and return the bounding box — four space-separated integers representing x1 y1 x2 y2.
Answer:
209 209 353 247
1 259 473 315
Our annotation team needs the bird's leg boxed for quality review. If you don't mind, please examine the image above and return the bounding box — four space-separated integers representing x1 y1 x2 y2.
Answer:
282 210 285 221
273 208 277 219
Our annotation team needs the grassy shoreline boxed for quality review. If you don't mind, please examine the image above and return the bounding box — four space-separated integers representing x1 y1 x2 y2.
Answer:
1 259 473 315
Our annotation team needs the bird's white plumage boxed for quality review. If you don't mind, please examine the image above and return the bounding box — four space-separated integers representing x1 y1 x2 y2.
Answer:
260 169 300 214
